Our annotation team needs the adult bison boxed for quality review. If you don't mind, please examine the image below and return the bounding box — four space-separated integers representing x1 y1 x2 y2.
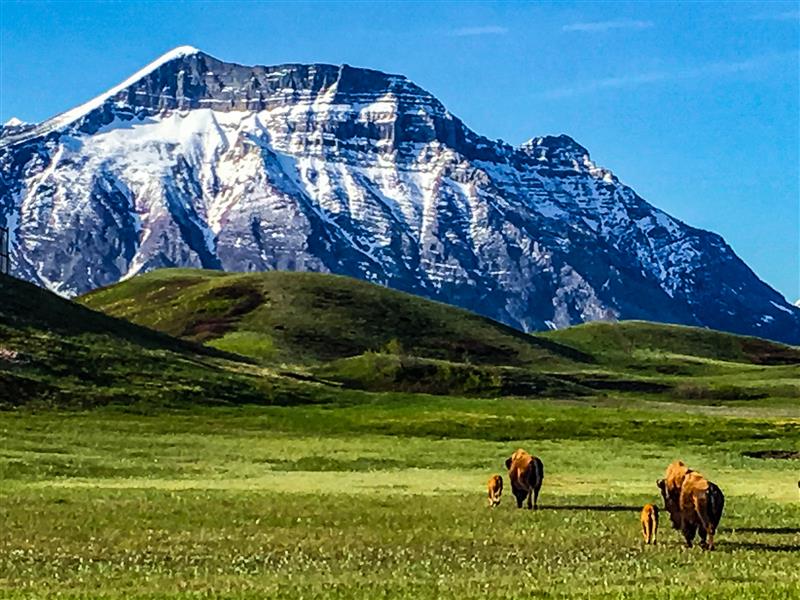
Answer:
657 461 724 550
505 448 544 510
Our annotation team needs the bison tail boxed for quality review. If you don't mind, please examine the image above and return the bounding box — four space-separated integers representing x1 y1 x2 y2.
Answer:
708 482 724 528
532 456 544 486
649 509 658 543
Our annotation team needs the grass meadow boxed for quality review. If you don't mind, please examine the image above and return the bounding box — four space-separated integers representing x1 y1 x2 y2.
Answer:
1 395 798 599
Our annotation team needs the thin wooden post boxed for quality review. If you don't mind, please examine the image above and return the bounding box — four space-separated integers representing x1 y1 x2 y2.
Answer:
0 227 9 275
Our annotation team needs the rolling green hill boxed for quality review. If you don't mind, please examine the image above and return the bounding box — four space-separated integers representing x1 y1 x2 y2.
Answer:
542 320 800 366
6 267 798 405
77 268 800 402
80 269 590 367
539 320 800 402
0 273 308 407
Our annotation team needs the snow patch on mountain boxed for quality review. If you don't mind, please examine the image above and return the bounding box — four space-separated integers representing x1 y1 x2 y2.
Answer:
0 46 201 149
770 300 796 314
52 46 201 129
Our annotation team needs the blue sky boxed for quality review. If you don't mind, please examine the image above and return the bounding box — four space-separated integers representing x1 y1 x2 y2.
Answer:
1 0 798 301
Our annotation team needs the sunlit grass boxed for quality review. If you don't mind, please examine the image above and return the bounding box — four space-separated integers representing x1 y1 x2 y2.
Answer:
0 402 798 598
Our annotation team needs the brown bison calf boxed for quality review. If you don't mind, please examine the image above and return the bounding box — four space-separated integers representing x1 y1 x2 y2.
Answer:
487 474 503 507
640 503 659 544
658 464 724 550
505 449 544 510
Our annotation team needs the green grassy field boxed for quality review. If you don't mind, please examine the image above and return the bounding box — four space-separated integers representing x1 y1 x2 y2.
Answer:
2 268 800 598
1 396 798 599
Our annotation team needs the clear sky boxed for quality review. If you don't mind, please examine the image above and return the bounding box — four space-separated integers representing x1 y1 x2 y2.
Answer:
1 0 798 301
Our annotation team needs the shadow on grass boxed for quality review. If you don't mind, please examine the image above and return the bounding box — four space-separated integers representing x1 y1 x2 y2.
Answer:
720 541 800 553
732 527 800 535
539 504 640 512
649 538 800 553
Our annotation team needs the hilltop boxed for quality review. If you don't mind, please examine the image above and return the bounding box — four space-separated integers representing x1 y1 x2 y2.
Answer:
3 266 798 407
80 269 589 367
543 320 800 366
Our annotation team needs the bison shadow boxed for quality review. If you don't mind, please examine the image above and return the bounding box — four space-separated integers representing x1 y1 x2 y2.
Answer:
719 541 800 553
730 526 800 535
534 507 800 548
539 504 641 512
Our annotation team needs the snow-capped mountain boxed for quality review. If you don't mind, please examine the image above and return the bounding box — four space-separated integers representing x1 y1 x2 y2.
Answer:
2 46 799 343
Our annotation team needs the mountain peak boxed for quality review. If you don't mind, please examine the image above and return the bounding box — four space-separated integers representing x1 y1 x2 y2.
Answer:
159 45 202 59
519 134 596 171
0 46 206 148
3 49 799 344
521 134 589 157
2 49 465 158
47 45 204 127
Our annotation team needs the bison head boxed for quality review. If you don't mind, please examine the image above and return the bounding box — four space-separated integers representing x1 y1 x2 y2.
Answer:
656 479 668 506
657 478 682 530
505 457 512 470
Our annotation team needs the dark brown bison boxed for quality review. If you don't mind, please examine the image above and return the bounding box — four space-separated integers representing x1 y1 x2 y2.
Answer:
640 503 659 545
505 448 543 510
487 474 503 507
658 465 724 550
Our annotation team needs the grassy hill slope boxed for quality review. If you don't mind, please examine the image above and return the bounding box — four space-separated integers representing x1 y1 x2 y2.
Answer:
78 268 800 402
0 273 308 407
80 269 590 367
542 320 800 366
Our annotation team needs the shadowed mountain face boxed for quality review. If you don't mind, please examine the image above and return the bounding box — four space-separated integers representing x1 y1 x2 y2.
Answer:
2 47 798 343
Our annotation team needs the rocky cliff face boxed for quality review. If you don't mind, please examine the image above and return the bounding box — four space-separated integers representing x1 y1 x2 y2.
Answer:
2 46 799 343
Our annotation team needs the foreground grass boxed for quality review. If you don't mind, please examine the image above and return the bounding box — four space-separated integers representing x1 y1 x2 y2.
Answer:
0 398 798 599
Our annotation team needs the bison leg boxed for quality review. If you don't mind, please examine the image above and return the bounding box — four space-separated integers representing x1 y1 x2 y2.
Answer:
701 525 716 551
682 522 697 548
533 483 541 510
513 488 526 509
526 490 533 510
698 526 709 550
696 509 716 551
